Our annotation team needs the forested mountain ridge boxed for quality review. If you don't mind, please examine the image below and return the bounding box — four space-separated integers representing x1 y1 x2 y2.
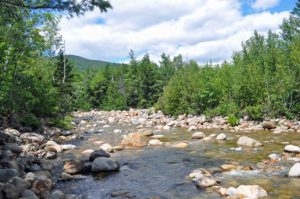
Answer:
68 55 121 70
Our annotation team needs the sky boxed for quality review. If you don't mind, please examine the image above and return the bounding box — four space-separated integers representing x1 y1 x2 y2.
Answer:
59 0 297 63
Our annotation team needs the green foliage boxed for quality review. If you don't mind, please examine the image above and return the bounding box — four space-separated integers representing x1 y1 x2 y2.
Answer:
49 115 74 130
227 114 239 127
242 105 264 121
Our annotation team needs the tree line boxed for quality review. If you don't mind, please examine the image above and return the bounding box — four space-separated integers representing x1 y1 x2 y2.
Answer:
0 0 300 130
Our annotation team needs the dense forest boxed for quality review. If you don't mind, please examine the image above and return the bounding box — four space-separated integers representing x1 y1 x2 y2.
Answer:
1 0 300 130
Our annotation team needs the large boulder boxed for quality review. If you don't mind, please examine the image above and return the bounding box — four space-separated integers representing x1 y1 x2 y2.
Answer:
288 163 300 177
91 157 119 172
89 149 110 162
20 133 45 144
63 159 84 174
2 183 18 199
284 145 300 153
121 133 149 147
192 132 206 139
237 136 262 147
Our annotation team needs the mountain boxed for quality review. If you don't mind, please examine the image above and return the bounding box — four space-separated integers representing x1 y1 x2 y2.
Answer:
67 55 121 70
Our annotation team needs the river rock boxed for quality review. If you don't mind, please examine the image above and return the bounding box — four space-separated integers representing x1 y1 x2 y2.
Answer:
61 144 76 151
121 133 149 147
188 125 197 131
63 159 84 174
192 132 206 139
32 175 53 195
2 183 18 199
148 139 163 146
46 141 62 153
151 134 164 139
0 169 18 183
284 145 300 153
138 129 153 136
288 163 300 177
196 177 217 188
237 136 262 147
268 153 280 161
81 149 95 157
4 128 20 137
100 143 113 152
4 143 22 154
216 133 227 140
89 149 110 161
47 190 65 199
10 177 30 195
91 157 119 172
220 164 236 171
172 142 188 148
262 121 276 130
113 129 122 134
227 185 267 198
20 133 45 144
21 189 39 199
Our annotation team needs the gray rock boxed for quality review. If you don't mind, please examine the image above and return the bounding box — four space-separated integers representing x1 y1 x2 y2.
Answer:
46 190 65 199
10 177 30 195
20 133 45 144
4 143 22 154
288 163 300 177
237 136 262 147
63 159 84 174
89 149 110 161
192 132 206 139
230 185 268 198
196 177 217 188
0 169 18 183
21 189 39 199
216 133 227 140
268 153 280 161
91 157 119 172
2 183 18 199
4 128 20 137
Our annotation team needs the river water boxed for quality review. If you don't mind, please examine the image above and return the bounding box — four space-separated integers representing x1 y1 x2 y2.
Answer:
57 123 300 199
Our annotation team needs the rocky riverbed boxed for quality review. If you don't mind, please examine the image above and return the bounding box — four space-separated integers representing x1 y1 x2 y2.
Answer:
1 109 300 199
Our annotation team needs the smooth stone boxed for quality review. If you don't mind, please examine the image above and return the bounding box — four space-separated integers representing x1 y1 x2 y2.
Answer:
121 133 149 147
148 139 163 146
4 143 22 154
284 145 300 153
262 121 276 130
268 153 280 161
2 183 18 199
233 185 267 198
89 149 110 161
0 169 18 183
288 163 300 177
10 177 30 195
21 189 39 199
4 128 20 137
47 190 64 199
220 164 236 171
188 125 197 131
63 159 84 174
20 133 45 144
216 133 227 140
237 136 262 147
46 141 62 153
196 177 217 188
61 144 76 151
32 176 53 194
100 143 113 153
192 132 206 139
171 142 188 148
91 157 120 172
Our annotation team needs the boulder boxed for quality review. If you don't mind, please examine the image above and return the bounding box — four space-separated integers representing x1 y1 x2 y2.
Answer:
284 145 300 153
63 159 84 174
288 163 300 177
0 169 18 183
216 133 227 140
32 176 53 195
91 157 119 172
100 143 113 153
47 190 65 199
2 183 18 199
20 133 45 144
262 121 276 130
137 129 153 137
196 177 217 188
192 132 206 139
121 133 149 147
229 185 268 199
4 128 20 137
10 177 30 195
4 143 22 154
21 189 39 199
237 136 262 147
89 149 110 161
46 141 62 153
148 139 163 146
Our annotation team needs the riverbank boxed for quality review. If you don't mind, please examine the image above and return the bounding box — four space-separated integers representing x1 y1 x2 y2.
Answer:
1 109 300 198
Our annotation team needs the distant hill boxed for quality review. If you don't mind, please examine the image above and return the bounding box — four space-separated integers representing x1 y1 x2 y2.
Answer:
67 55 121 70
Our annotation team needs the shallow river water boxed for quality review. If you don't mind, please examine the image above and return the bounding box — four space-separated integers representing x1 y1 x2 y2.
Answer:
57 123 300 199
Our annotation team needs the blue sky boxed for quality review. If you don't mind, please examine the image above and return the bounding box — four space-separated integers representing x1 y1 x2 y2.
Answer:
59 0 297 63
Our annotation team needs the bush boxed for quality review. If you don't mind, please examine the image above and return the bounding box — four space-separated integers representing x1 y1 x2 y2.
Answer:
20 114 42 130
205 102 239 117
242 105 264 121
227 114 239 126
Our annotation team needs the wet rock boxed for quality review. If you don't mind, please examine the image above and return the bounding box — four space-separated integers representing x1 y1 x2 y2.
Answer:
113 129 122 134
100 143 113 153
45 151 57 159
60 172 74 180
89 149 110 161
196 177 217 188
0 169 18 183
21 189 39 199
288 163 300 177
63 159 84 174
121 133 149 147
138 129 153 137
216 133 227 140
227 185 267 199
268 153 280 161
61 144 76 151
148 139 163 146
262 121 276 130
187 168 210 182
47 190 64 199
237 136 262 147
20 133 45 144
4 143 22 154
24 172 35 183
284 145 300 153
192 132 205 139
10 177 30 195
171 142 188 148
46 141 62 153
81 149 95 157
91 157 120 172
220 164 236 171
188 125 197 131
32 175 53 195
2 183 18 199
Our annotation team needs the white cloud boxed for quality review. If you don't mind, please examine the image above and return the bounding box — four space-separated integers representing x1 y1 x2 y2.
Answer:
251 0 280 10
59 0 289 64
